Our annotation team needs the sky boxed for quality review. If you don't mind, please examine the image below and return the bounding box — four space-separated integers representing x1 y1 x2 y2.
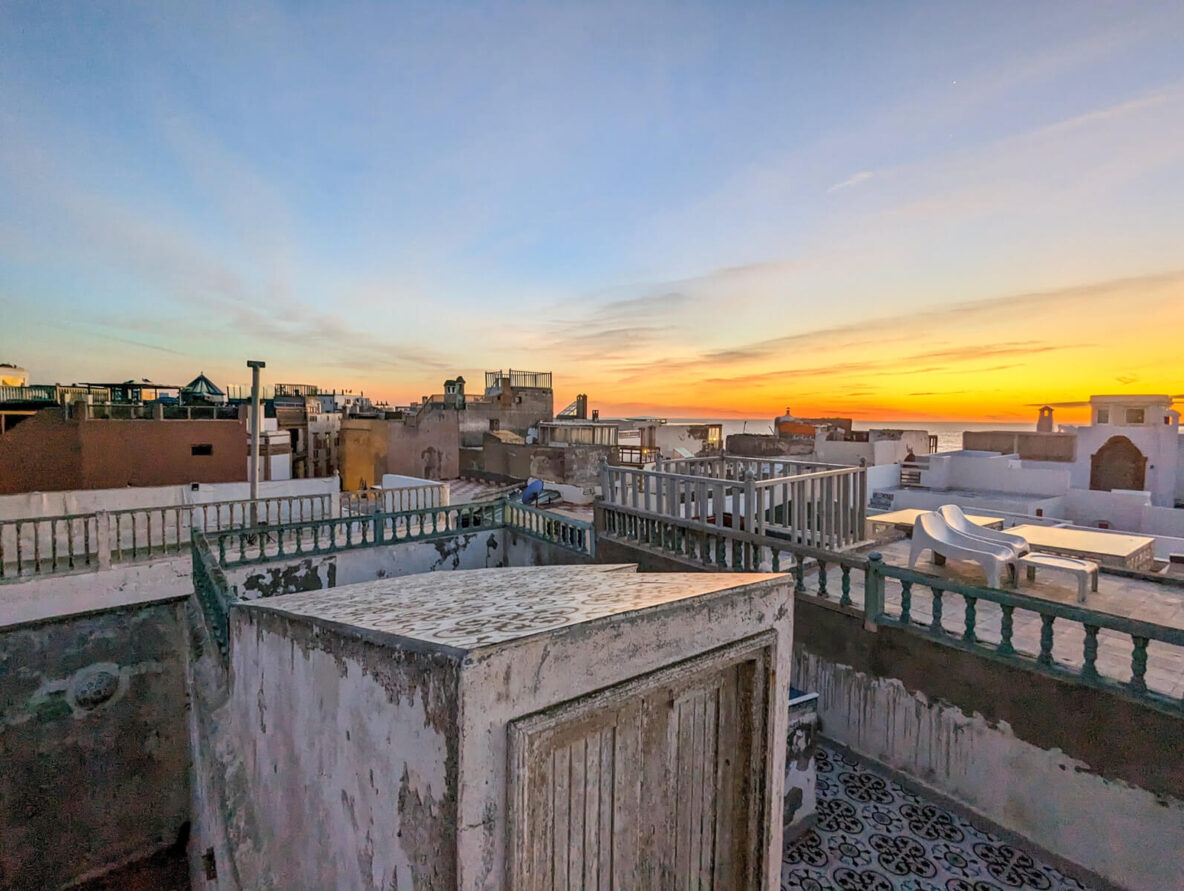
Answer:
1 1 1182 422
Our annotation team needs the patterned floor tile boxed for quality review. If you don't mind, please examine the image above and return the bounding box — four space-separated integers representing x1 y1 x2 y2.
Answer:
783 745 1091 891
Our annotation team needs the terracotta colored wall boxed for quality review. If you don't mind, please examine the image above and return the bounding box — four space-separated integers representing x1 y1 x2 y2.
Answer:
0 410 247 494
339 419 388 491
0 409 84 494
78 419 246 488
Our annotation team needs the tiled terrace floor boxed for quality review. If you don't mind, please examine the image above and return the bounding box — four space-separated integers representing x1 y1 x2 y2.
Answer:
783 744 1090 890
818 538 1184 699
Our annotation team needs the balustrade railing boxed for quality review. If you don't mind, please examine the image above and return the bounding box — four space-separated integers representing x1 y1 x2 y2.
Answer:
600 461 867 551
597 501 1184 715
213 501 501 567
191 530 237 665
0 493 333 581
504 502 595 557
341 485 446 516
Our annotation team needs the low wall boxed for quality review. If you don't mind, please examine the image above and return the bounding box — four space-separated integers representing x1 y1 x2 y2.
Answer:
794 597 1184 891
0 601 191 888
0 477 340 522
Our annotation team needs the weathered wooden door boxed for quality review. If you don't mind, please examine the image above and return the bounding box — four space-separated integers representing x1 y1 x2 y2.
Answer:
507 635 773 891
1090 435 1147 492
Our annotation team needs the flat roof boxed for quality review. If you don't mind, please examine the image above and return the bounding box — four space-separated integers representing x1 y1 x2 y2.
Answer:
239 564 784 652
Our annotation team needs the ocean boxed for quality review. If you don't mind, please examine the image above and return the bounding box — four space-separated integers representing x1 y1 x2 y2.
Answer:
669 419 1037 454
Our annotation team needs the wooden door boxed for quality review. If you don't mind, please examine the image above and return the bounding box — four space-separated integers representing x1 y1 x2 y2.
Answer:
507 634 773 891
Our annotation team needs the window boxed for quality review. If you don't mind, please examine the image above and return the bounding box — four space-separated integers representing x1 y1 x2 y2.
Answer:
1126 408 1145 424
1096 409 1109 424
489 419 500 432
191 444 213 456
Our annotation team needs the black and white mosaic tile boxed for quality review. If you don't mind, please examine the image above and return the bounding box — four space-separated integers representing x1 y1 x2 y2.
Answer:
782 745 1091 891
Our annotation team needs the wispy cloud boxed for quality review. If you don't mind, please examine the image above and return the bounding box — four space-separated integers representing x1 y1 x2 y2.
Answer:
828 171 874 192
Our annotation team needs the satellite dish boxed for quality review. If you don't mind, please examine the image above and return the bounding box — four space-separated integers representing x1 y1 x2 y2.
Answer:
521 479 545 505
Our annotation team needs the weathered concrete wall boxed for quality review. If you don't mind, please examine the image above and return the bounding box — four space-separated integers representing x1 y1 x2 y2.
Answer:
963 430 1077 462
726 433 813 458
482 437 612 486
340 415 460 490
227 605 462 889
460 386 553 447
793 597 1184 891
456 574 794 889
0 601 191 888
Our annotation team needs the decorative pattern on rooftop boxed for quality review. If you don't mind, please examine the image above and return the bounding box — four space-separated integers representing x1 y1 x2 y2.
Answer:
783 744 1091 890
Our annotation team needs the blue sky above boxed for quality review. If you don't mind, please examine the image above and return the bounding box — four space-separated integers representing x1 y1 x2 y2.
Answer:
1 1 1182 416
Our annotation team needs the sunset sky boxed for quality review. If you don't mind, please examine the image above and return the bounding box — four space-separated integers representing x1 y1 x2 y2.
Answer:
2 2 1182 422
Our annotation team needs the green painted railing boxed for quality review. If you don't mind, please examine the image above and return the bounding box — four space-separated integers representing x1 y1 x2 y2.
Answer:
191 530 238 664
208 498 595 567
598 502 1184 715
212 501 503 566
504 501 595 558
0 493 333 581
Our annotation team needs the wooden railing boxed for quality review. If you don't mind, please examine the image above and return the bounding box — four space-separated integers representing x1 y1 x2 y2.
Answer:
655 455 848 480
600 461 867 552
597 502 1184 715
0 493 334 581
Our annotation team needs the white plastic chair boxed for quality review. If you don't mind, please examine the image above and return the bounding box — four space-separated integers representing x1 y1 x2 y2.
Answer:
937 504 1030 558
909 512 1018 589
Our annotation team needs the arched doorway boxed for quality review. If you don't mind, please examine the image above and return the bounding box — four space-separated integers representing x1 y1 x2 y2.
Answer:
1089 435 1147 492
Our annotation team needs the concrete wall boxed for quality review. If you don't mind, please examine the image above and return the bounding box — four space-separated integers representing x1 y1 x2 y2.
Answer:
340 414 461 491
793 597 1184 891
1069 421 1180 507
482 436 612 486
0 477 339 522
0 409 248 494
887 486 1067 519
228 606 462 889
0 601 191 888
921 452 1071 497
864 462 901 498
460 386 553 448
963 431 1077 462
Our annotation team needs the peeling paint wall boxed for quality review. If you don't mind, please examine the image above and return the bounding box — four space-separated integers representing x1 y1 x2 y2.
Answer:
226 607 461 889
793 651 1184 891
0 602 190 888
455 578 794 889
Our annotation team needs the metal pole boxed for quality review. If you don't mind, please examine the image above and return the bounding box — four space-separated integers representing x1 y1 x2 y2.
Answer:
247 360 266 526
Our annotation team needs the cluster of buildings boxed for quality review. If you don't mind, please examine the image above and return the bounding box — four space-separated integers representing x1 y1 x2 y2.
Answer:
2 358 1183 890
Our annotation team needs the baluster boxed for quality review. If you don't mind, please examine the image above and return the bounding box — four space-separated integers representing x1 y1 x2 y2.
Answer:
218 535 227 566
963 596 977 643
794 558 805 590
83 519 91 567
1038 614 1055 665
771 548 780 573
33 520 40 572
238 532 246 562
1129 636 1149 693
930 587 944 634
132 514 139 558
67 517 75 569
817 561 828 598
15 520 25 575
51 518 59 570
900 580 912 624
1081 624 1099 680
840 565 851 607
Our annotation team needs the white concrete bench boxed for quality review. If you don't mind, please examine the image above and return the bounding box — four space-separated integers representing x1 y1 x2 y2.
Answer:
1019 553 1098 603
